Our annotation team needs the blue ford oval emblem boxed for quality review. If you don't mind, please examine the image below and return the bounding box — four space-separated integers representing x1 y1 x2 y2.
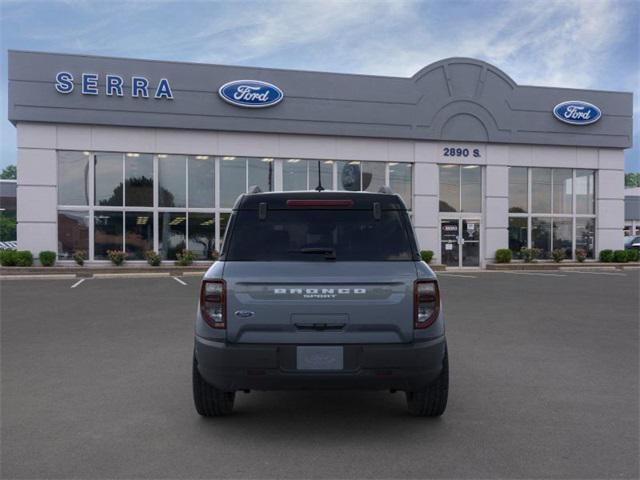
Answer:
234 310 255 318
553 100 601 125
219 80 284 108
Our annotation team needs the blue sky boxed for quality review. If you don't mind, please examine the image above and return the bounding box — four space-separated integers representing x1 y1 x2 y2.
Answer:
1 0 638 171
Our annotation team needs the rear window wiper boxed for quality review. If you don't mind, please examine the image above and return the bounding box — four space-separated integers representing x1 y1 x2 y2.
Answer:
294 247 337 260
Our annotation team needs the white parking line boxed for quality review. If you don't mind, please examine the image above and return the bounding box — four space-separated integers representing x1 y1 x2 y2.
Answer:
568 270 626 276
172 276 187 286
438 273 477 278
70 278 85 288
499 271 567 277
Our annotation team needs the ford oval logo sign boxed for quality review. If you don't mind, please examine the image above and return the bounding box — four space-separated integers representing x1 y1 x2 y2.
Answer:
553 100 601 125
218 80 283 108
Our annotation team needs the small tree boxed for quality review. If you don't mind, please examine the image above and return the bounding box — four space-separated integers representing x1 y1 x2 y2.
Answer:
0 165 16 179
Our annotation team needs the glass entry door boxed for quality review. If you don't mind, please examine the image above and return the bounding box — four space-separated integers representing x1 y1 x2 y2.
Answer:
440 218 480 267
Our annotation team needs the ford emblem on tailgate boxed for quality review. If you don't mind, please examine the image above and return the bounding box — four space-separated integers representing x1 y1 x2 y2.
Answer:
218 80 284 108
235 310 255 318
553 100 601 125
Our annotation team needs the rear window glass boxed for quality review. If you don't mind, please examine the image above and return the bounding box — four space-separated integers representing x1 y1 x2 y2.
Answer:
224 209 416 261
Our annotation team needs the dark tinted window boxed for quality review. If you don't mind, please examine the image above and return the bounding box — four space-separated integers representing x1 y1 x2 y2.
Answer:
225 209 415 261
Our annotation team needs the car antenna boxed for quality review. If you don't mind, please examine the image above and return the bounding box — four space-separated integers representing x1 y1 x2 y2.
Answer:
314 160 325 192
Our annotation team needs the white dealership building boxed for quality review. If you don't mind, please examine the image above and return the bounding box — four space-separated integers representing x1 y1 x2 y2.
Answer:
7 51 633 267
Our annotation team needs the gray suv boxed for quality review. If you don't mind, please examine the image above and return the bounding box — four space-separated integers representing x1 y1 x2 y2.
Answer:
193 189 448 416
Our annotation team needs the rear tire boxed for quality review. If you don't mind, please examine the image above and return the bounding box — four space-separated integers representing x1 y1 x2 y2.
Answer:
406 347 449 417
192 356 235 417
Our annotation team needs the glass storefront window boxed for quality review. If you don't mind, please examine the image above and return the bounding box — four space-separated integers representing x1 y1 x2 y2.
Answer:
58 210 89 259
531 168 552 213
94 211 123 259
461 165 481 212
576 170 595 214
338 161 361 191
552 169 572 214
58 151 90 205
439 165 459 212
158 155 186 207
310 160 333 191
531 217 551 259
576 218 595 258
552 217 573 258
189 156 215 208
508 217 527 258
283 159 308 191
389 163 412 209
361 161 386 192
159 212 186 260
248 158 274 193
220 212 231 249
95 153 123 206
220 157 246 208
188 213 216 259
508 167 528 213
124 153 153 207
125 212 153 260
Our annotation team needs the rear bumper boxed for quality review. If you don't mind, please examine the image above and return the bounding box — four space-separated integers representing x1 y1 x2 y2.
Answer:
194 336 446 392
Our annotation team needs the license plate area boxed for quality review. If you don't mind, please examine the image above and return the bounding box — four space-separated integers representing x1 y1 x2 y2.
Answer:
296 346 344 371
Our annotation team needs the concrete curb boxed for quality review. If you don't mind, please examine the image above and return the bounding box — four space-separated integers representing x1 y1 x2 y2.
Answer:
0 265 209 278
486 262 638 271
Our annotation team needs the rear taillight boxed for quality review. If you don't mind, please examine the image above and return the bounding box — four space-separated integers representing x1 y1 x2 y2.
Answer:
200 279 226 329
414 279 440 329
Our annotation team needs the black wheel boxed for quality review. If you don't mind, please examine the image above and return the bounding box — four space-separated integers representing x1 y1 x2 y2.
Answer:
192 356 235 417
406 347 449 417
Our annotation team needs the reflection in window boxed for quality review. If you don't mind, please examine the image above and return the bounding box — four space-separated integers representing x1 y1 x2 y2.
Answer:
189 156 215 208
283 159 307 191
220 212 231 250
508 167 528 213
58 210 89 259
508 217 527 258
95 153 123 206
124 212 153 260
58 151 90 205
461 165 481 212
439 165 459 212
94 211 123 259
361 162 386 192
220 157 246 208
248 158 274 193
576 218 595 258
338 161 362 191
552 217 572 258
188 213 215 259
389 163 412 209
159 212 186 260
576 170 595 214
158 155 186 207
552 169 572 214
531 217 551 259
531 168 552 213
125 153 153 207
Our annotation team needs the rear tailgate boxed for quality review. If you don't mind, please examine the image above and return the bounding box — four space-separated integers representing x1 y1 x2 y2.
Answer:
223 261 417 344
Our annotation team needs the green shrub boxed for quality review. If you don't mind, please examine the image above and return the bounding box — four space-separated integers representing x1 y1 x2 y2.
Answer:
626 249 639 262
551 249 565 263
420 250 434 264
0 249 18 266
520 248 533 263
175 249 195 266
613 250 628 263
599 249 614 262
575 249 587 263
73 250 87 266
39 250 56 267
144 250 161 266
15 250 34 267
495 249 512 263
107 250 127 266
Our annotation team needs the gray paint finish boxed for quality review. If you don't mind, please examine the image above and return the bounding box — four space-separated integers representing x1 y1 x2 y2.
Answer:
8 50 633 148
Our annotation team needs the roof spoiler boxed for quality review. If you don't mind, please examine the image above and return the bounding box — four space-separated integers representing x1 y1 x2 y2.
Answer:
247 185 262 194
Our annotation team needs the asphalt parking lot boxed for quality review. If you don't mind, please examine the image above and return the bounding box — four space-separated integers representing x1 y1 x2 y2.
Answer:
1 270 638 479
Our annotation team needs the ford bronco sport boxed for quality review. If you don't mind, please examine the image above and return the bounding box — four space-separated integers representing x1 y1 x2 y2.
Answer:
193 188 448 416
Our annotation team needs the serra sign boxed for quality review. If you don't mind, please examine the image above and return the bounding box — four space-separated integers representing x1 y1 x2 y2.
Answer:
55 72 174 99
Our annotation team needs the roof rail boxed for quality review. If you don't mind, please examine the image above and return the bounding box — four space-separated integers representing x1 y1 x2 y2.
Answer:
378 185 394 195
247 185 262 194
